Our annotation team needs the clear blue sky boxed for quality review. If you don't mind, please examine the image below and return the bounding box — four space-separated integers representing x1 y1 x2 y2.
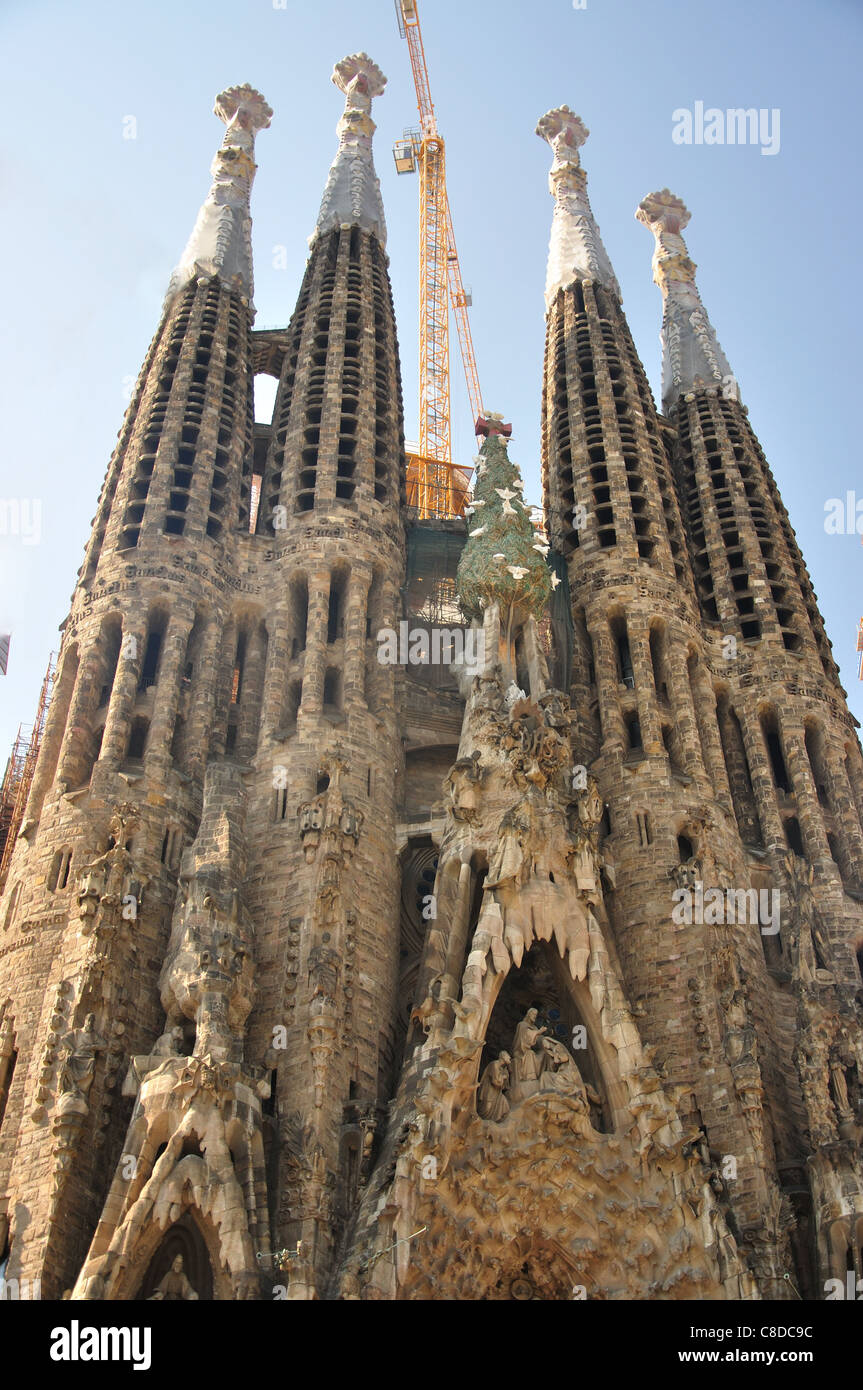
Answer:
1 0 862 756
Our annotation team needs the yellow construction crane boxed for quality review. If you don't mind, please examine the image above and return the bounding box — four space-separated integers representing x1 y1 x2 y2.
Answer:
393 0 484 520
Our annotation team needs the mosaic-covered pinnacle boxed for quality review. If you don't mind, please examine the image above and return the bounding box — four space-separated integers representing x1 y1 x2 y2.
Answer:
457 429 552 624
537 105 621 312
166 85 271 308
636 189 735 413
312 53 388 248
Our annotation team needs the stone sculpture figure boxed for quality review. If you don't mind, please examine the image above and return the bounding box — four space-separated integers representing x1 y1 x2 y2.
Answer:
148 1253 199 1301
828 1049 853 1122
477 1051 511 1122
538 1036 600 1116
512 1008 547 1096
58 1014 108 1107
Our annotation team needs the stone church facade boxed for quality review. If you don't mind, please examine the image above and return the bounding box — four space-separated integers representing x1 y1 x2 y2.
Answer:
0 55 861 1301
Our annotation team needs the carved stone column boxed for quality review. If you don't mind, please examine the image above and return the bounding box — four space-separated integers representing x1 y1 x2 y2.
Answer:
57 640 114 789
184 613 223 781
144 613 194 775
587 617 626 753
302 570 332 715
343 568 371 709
738 708 786 853
99 620 148 767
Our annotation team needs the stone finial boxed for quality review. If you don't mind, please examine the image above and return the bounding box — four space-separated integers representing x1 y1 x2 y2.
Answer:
214 84 273 134
636 189 735 412
536 106 620 310
312 53 388 247
536 105 589 162
166 84 272 307
332 53 387 102
635 188 694 288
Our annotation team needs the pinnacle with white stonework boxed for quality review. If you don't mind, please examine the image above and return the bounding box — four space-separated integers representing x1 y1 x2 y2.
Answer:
536 105 621 312
312 53 387 248
636 189 735 413
167 85 272 307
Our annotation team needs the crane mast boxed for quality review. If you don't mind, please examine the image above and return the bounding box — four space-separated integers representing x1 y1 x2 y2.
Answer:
394 0 484 519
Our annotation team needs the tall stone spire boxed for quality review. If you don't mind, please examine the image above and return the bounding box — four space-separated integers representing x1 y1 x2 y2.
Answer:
167 84 272 306
636 189 734 414
536 106 620 311
312 53 387 248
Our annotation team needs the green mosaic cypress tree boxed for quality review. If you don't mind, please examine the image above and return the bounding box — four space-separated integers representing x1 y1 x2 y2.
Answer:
456 433 551 623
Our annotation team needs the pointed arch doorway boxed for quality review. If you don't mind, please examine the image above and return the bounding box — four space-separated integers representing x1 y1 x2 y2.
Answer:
136 1213 214 1301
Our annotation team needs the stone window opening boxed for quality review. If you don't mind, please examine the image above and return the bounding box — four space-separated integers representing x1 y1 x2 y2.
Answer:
262 1069 278 1118
230 631 247 706
126 717 149 762
649 625 669 703
90 725 105 771
677 834 694 864
761 713 791 793
284 679 302 730
290 579 309 658
97 623 122 710
625 712 642 754
804 724 832 809
784 817 805 856
169 713 186 769
636 811 652 847
138 616 167 692
160 826 182 873
274 787 289 822
611 617 635 690
47 848 73 893
328 574 347 644
514 630 530 698
323 669 342 715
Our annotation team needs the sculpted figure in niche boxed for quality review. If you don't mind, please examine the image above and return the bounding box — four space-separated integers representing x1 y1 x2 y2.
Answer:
829 1049 854 1121
58 1014 108 1106
448 753 483 822
148 1254 199 1301
538 1036 600 1116
511 1008 547 1095
339 804 362 840
670 856 702 891
477 1051 511 1122
537 689 570 732
486 807 524 890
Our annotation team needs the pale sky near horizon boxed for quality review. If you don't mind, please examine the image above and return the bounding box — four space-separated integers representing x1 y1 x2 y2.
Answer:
1 0 862 758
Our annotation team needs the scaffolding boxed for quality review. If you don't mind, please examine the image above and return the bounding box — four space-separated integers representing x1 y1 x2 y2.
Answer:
0 653 56 890
404 443 473 520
